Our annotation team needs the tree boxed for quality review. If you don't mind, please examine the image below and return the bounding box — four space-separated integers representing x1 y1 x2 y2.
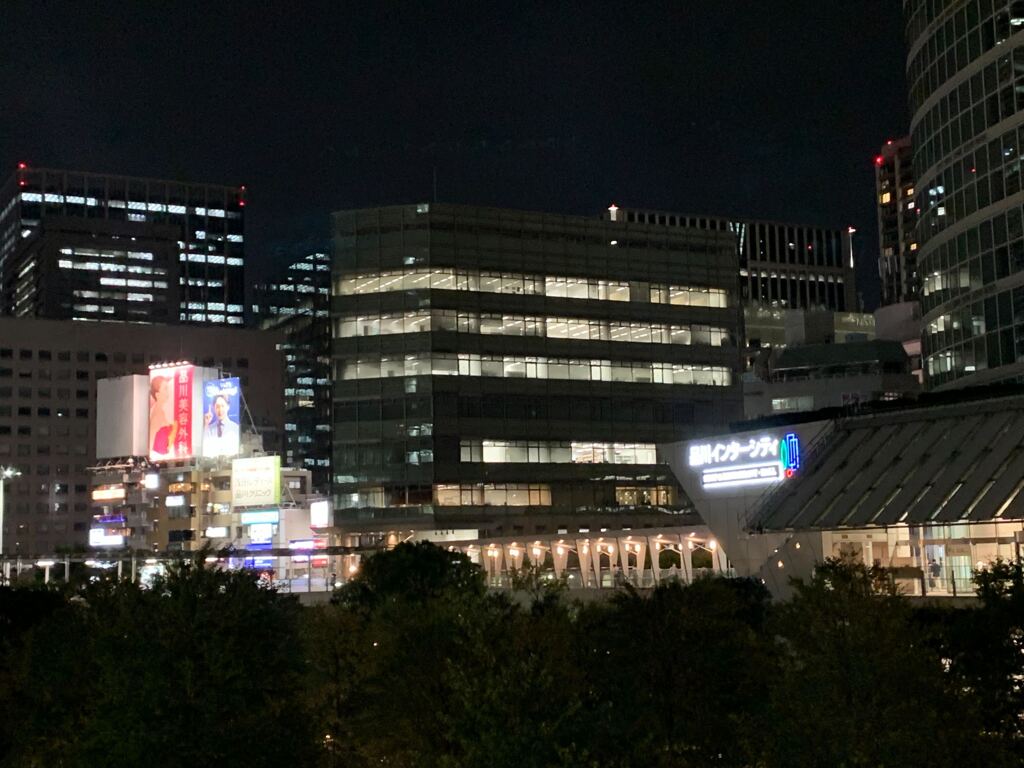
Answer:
922 558 1024 755
4 557 316 768
573 577 771 767
334 541 485 610
762 558 1013 768
308 542 585 768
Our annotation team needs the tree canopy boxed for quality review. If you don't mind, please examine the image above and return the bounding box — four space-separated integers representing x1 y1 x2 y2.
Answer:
0 548 1020 767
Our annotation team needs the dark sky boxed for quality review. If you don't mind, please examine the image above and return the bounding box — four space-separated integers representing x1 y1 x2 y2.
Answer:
0 1 908 309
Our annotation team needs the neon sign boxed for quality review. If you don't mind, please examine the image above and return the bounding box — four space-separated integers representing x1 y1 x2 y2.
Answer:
689 432 800 489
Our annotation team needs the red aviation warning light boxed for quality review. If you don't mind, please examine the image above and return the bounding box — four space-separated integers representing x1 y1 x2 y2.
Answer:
237 185 247 208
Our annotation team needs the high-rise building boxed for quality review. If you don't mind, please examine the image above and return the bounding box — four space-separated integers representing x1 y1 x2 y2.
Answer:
604 206 857 312
905 2 1024 388
253 252 332 493
331 203 743 539
0 316 284 555
875 137 919 305
0 165 247 325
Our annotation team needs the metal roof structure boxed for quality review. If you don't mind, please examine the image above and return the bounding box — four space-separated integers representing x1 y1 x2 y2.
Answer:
747 392 1024 531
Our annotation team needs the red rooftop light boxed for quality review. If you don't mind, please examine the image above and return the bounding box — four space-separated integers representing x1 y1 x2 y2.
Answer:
17 162 27 170
875 155 884 166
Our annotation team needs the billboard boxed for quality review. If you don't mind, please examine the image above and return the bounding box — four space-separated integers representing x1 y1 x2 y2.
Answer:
309 500 330 528
231 456 281 508
201 377 242 458
149 365 197 461
91 486 126 502
89 528 125 547
96 376 150 459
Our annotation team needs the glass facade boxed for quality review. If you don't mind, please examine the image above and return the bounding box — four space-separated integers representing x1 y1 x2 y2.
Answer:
606 207 855 312
331 203 744 538
905 1 1024 387
0 167 246 326
254 252 331 493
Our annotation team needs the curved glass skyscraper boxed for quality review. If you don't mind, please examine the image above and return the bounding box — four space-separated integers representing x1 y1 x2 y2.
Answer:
907 1 1024 388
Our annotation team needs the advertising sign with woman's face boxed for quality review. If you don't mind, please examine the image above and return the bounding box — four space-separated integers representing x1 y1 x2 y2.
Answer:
149 365 195 461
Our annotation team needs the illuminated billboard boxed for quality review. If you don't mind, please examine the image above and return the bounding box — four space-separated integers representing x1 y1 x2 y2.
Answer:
688 432 801 489
149 365 198 461
91 486 126 502
231 456 281 508
309 500 330 528
201 377 242 458
89 528 125 547
240 509 280 525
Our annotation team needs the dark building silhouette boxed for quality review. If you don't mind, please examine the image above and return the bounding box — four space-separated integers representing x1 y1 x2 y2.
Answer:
875 137 918 305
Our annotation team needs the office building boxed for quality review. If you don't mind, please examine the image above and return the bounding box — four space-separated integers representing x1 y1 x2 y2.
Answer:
605 206 857 312
0 317 284 555
331 203 744 539
0 165 246 325
905 3 1024 388
253 252 332 493
876 137 919 305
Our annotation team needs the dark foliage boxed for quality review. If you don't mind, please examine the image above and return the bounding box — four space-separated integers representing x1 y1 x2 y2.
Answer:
0 549 1020 767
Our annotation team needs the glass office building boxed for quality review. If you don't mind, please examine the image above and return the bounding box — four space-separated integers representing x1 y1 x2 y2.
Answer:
331 203 743 538
254 252 332 493
905 1 1024 388
0 165 246 325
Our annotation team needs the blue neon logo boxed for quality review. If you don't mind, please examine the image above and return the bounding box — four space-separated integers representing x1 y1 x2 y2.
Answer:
779 432 800 477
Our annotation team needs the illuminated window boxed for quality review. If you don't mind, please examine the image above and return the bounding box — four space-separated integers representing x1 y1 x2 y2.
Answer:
335 311 730 347
338 354 730 386
334 268 728 307
434 484 551 506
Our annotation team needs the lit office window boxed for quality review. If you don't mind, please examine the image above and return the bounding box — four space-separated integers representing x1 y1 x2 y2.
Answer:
335 268 728 307
337 353 731 386
434 484 551 506
335 310 731 346
460 440 657 465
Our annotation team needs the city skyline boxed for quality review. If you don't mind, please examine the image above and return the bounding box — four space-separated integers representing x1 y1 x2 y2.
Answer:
0 2 907 309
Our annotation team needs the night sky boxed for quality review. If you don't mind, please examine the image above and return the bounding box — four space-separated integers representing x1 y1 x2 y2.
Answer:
0 2 907 309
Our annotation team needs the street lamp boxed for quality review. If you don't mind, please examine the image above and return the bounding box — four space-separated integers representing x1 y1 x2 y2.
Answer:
0 465 22 560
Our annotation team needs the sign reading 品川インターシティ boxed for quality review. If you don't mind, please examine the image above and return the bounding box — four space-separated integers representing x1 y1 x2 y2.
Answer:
688 433 800 489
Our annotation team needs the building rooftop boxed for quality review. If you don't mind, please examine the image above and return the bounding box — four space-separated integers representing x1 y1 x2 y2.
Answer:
748 391 1024 531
